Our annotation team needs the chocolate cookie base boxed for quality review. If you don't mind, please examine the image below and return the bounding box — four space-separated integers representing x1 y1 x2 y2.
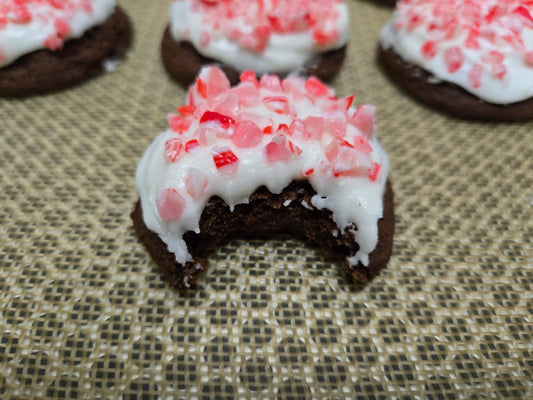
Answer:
131 180 395 289
161 26 347 87
378 46 533 122
0 7 132 97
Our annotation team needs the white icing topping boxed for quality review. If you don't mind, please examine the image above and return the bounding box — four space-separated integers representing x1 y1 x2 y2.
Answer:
135 67 389 268
380 0 533 104
169 0 349 75
0 0 116 67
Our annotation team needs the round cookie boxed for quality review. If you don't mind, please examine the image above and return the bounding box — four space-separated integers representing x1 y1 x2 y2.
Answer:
379 0 533 121
0 1 132 97
133 66 394 288
161 0 349 86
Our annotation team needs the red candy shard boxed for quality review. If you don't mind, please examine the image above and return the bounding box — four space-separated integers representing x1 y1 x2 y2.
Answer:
263 96 290 114
339 95 355 111
177 105 195 117
157 188 186 221
324 110 347 137
368 162 381 182
200 111 235 129
212 146 239 175
303 168 315 176
164 138 183 162
305 76 332 97
186 168 208 199
231 120 263 148
312 28 339 45
240 71 259 87
444 46 464 73
168 113 193 133
421 40 438 59
185 139 200 152
513 6 533 24
262 124 273 135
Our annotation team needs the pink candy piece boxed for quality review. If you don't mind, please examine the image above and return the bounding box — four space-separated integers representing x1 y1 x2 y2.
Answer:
263 96 290 114
158 188 186 220
350 105 375 138
164 138 183 162
351 135 373 154
325 138 371 178
305 76 332 97
186 168 208 199
232 120 263 148
303 116 325 140
168 114 193 133
265 136 293 162
444 46 464 73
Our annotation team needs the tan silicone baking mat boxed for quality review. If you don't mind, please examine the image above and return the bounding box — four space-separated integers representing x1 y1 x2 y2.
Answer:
1 1 532 398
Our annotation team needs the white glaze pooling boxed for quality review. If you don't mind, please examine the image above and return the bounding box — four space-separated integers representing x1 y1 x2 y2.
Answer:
136 68 389 268
380 0 533 104
169 0 349 74
0 0 115 67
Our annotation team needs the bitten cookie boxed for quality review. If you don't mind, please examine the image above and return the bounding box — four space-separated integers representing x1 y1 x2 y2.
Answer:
379 0 533 121
132 66 394 289
0 0 132 97
161 0 349 86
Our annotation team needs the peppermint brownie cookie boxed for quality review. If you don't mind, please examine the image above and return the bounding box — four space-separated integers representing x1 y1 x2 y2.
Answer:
161 0 349 86
379 0 533 121
0 0 132 97
132 66 394 288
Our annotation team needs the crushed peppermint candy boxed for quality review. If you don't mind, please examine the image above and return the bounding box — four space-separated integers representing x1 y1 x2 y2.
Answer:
156 66 383 222
392 0 533 87
175 0 346 51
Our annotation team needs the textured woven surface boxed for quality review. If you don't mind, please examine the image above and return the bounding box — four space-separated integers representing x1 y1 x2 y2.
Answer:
1 1 532 398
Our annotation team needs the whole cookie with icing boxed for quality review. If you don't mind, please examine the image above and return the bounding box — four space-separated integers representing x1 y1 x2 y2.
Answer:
132 66 394 288
161 0 349 86
0 0 132 97
379 0 533 121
